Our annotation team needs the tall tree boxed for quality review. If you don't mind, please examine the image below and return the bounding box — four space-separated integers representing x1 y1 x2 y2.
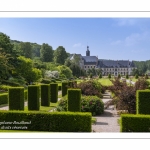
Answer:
19 42 32 58
0 32 18 77
16 56 42 84
54 46 68 65
40 43 53 62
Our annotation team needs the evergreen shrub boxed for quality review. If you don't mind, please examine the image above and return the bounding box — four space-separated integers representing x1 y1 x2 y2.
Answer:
62 82 68 96
0 93 8 105
67 89 81 112
0 111 92 132
41 84 50 106
50 83 58 103
28 85 40 111
9 87 24 110
136 90 150 114
121 114 150 132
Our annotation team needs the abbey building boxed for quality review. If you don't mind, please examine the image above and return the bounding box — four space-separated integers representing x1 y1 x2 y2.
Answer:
70 46 136 76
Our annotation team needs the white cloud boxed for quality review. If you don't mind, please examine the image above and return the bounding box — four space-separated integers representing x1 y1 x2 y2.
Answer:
73 43 82 47
111 31 150 47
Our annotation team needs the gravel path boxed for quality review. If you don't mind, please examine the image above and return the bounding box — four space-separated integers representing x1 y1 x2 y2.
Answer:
92 91 121 132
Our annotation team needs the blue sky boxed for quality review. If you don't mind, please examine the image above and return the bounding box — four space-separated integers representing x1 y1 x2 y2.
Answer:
0 18 150 61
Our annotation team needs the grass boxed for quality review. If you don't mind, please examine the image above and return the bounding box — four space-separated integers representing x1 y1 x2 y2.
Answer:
98 78 113 86
24 102 58 112
91 117 97 124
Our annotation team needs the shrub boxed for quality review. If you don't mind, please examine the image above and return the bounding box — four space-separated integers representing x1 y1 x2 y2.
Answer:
24 90 28 101
81 95 104 116
62 82 68 97
0 93 8 105
51 79 56 83
41 84 50 106
136 90 150 114
28 85 40 111
1 80 20 86
118 74 121 79
9 87 24 110
50 83 58 103
0 111 92 132
126 74 129 79
121 114 150 132
68 89 81 112
99 74 102 78
135 74 138 79
41 78 51 84
57 95 104 116
145 74 149 79
77 80 103 98
108 78 149 114
58 85 62 91
108 74 111 79
90 73 92 78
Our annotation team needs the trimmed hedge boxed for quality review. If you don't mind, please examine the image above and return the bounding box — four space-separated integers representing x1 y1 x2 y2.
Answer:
0 111 92 132
41 78 51 84
0 93 8 105
50 83 58 103
0 90 28 106
136 90 150 114
24 90 28 101
41 84 50 106
121 114 150 132
62 82 68 97
58 85 62 91
9 87 24 110
28 85 40 111
68 89 81 112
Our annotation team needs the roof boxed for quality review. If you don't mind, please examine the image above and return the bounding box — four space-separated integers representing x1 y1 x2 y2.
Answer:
98 59 135 68
82 56 98 62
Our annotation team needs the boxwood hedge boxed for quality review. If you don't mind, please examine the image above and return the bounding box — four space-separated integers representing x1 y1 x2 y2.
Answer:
9 87 24 110
121 114 150 132
41 84 50 106
0 111 92 132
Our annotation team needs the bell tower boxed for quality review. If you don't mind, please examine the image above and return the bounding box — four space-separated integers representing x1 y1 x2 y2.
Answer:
86 46 90 56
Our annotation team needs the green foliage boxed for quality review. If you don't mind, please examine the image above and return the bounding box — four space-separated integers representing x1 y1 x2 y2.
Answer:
77 80 103 98
126 74 129 79
28 85 40 111
136 90 150 114
0 93 8 105
99 74 102 78
58 85 62 91
54 46 68 65
57 95 104 116
1 80 20 86
118 74 121 79
50 83 58 103
90 73 93 78
67 89 81 112
121 114 150 132
62 82 68 97
0 111 92 132
57 65 72 79
135 74 138 79
16 56 42 84
40 78 51 84
41 84 50 106
19 42 32 58
40 43 53 62
9 87 24 110
24 90 28 101
108 73 111 79
81 96 104 116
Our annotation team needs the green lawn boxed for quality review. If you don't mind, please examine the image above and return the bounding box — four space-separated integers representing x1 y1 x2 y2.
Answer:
98 78 113 86
24 102 58 112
